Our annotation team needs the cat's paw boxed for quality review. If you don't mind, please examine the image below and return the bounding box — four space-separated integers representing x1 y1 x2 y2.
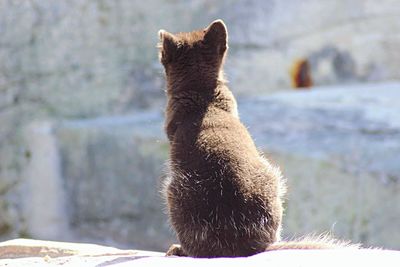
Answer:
166 244 187 257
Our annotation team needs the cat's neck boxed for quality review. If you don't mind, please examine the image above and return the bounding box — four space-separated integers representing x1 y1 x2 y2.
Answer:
167 69 226 93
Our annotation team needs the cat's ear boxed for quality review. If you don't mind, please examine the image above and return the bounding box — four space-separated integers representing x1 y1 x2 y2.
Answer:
204 19 228 53
158 29 178 63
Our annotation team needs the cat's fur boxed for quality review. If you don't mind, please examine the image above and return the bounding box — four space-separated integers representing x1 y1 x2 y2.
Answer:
158 20 355 258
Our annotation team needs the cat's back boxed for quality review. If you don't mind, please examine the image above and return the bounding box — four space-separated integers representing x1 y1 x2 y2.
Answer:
171 105 259 165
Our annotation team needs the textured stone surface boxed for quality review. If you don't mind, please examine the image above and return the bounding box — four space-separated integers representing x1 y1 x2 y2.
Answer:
239 83 400 249
7 83 399 251
54 113 172 250
0 239 399 267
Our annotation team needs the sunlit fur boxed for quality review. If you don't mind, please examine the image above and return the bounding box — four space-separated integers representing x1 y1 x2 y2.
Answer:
159 20 358 258
159 20 284 257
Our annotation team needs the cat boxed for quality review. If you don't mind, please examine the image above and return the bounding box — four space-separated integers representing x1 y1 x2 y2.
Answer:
158 19 355 258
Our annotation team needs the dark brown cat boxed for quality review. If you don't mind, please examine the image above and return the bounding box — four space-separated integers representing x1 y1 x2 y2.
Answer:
158 20 354 258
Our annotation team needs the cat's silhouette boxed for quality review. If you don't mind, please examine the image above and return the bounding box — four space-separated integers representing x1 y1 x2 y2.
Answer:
159 20 355 258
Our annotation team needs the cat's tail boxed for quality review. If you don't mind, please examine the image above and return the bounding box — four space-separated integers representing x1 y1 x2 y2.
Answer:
266 234 361 251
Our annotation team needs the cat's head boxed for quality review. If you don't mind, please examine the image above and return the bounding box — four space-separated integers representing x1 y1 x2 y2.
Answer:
158 20 228 82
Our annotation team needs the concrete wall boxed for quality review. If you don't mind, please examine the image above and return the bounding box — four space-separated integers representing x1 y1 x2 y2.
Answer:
10 84 400 251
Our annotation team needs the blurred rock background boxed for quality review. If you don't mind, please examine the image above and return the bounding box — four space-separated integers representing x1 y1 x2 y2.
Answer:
0 0 399 251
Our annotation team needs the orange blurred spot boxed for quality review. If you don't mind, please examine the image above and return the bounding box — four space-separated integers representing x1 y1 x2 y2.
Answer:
290 58 313 89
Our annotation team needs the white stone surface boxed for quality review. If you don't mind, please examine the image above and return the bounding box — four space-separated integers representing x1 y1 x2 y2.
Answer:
22 122 71 240
0 239 399 267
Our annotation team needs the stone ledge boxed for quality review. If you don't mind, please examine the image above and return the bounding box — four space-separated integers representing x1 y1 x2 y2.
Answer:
0 238 162 259
1 239 399 267
16 82 400 250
